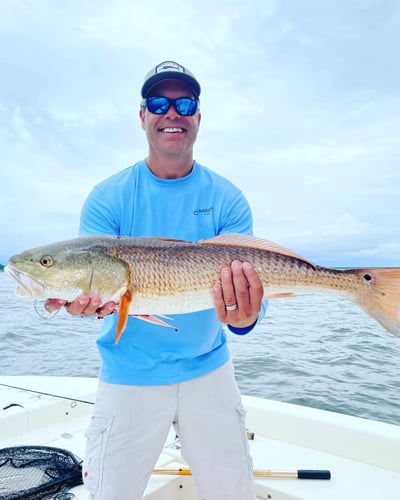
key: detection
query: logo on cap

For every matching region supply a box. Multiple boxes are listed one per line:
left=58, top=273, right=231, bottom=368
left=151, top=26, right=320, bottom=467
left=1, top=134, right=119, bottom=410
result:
left=155, top=61, right=185, bottom=74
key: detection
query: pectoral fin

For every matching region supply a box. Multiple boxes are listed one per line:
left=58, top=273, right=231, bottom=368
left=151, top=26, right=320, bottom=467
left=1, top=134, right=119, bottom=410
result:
left=115, top=289, right=132, bottom=344
left=114, top=293, right=177, bottom=344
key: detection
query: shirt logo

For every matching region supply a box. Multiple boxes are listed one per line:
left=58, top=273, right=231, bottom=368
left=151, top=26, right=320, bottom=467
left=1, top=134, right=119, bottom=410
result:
left=193, top=207, right=213, bottom=216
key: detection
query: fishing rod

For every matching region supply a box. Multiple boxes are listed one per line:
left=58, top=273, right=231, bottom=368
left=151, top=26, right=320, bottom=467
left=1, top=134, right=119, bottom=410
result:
left=153, top=467, right=331, bottom=480
left=0, top=383, right=95, bottom=406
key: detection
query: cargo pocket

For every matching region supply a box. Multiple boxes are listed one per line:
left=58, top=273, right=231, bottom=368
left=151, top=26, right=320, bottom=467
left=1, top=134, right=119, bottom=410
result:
left=236, top=403, right=254, bottom=477
left=82, top=414, right=114, bottom=498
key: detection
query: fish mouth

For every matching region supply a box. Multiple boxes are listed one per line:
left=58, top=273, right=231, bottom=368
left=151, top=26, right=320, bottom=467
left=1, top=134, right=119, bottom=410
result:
left=4, top=264, right=46, bottom=297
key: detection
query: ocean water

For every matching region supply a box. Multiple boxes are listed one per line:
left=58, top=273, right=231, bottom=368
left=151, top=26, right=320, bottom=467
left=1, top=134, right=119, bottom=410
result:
left=0, top=272, right=399, bottom=426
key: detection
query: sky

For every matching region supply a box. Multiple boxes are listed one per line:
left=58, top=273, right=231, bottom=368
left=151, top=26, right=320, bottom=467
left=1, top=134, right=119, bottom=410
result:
left=1, top=0, right=399, bottom=267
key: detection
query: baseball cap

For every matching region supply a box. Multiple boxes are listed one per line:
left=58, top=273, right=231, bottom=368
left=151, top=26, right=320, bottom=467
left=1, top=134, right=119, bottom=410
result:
left=141, top=61, right=201, bottom=98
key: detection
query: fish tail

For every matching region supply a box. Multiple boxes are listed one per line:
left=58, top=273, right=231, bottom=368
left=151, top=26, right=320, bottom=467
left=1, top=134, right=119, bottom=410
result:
left=351, top=268, right=400, bottom=337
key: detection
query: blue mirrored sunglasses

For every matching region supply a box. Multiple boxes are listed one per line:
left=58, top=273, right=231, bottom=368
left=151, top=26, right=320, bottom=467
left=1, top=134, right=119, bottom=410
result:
left=142, top=96, right=198, bottom=116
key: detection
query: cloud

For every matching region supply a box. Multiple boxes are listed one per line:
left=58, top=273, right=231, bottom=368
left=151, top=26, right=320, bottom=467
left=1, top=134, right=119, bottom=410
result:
left=0, top=0, right=399, bottom=268
left=354, top=241, right=400, bottom=260
left=321, top=214, right=371, bottom=237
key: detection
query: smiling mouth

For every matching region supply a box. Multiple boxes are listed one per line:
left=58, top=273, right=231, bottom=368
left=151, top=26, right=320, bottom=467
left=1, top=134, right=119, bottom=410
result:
left=159, top=127, right=185, bottom=133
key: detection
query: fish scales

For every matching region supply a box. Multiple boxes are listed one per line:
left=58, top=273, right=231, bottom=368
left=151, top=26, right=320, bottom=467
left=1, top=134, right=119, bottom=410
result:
left=108, top=240, right=352, bottom=297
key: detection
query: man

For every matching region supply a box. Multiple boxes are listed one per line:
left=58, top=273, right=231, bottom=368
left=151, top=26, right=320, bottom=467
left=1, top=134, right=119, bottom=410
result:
left=46, top=61, right=266, bottom=499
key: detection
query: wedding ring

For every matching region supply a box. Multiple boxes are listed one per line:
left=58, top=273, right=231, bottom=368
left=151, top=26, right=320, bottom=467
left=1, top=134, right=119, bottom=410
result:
left=225, top=303, right=238, bottom=311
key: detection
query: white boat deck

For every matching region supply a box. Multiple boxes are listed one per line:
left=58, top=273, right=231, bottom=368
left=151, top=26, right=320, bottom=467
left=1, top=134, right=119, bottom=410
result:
left=1, top=376, right=399, bottom=500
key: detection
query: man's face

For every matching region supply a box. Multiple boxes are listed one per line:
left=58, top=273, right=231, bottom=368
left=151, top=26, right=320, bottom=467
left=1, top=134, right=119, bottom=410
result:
left=140, top=80, right=201, bottom=159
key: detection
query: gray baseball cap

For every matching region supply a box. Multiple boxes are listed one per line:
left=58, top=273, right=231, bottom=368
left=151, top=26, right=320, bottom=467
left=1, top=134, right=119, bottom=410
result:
left=141, top=61, right=201, bottom=98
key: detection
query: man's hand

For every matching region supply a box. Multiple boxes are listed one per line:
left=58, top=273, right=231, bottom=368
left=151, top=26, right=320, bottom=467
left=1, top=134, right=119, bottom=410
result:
left=45, top=295, right=118, bottom=318
left=212, top=260, right=264, bottom=328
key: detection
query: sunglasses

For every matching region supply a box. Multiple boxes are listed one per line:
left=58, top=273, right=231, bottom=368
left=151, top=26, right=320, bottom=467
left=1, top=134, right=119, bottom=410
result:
left=142, top=96, right=198, bottom=116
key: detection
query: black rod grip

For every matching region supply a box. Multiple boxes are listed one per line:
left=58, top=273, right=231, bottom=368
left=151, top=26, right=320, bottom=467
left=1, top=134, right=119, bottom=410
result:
left=297, top=469, right=331, bottom=480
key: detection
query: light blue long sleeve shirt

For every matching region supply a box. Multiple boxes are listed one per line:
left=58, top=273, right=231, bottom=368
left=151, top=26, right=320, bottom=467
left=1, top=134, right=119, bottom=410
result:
left=80, top=160, right=266, bottom=385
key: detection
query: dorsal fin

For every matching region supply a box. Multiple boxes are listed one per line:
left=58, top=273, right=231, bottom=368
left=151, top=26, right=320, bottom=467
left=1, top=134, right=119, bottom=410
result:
left=141, top=237, right=189, bottom=243
left=199, top=233, right=314, bottom=265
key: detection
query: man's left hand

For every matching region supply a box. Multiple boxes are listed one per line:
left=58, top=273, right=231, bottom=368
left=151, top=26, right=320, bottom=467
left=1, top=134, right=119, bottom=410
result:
left=212, top=260, right=264, bottom=328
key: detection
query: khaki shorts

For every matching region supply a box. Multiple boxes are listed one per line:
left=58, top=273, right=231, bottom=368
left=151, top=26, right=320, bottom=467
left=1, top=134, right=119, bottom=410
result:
left=83, top=360, right=255, bottom=500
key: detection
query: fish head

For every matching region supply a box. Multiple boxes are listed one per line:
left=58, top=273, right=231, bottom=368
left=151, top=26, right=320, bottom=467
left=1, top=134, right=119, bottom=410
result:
left=5, top=236, right=130, bottom=302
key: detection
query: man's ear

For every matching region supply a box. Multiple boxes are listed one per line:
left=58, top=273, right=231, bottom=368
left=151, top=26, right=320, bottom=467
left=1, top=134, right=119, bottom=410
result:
left=139, top=108, right=146, bottom=130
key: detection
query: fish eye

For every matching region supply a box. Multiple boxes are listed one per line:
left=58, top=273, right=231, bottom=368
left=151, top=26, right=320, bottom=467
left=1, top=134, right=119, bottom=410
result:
left=40, top=255, right=54, bottom=267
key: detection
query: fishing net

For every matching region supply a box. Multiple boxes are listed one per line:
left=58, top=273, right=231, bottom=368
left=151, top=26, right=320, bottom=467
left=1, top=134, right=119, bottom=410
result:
left=0, top=446, right=83, bottom=499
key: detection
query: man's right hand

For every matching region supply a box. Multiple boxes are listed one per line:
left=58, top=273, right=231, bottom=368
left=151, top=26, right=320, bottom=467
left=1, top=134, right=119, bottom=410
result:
left=45, top=295, right=118, bottom=318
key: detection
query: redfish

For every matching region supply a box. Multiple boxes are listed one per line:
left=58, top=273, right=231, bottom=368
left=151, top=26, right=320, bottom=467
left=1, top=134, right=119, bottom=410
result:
left=5, top=234, right=400, bottom=343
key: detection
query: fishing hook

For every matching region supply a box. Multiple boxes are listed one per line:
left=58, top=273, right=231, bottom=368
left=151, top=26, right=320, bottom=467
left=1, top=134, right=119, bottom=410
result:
left=33, top=300, right=61, bottom=321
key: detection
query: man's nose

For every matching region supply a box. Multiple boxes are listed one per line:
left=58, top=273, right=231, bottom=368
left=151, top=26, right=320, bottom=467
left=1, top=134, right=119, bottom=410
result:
left=164, top=104, right=179, bottom=119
